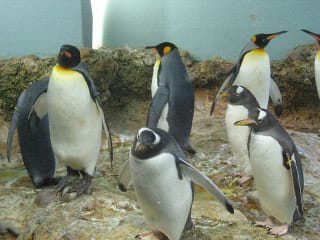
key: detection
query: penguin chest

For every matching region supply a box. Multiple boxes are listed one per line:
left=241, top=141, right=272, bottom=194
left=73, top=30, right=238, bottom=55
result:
left=151, top=60, right=169, bottom=131
left=151, top=59, right=161, bottom=97
left=249, top=134, right=296, bottom=223
left=130, top=153, right=192, bottom=240
left=47, top=68, right=102, bottom=173
left=225, top=105, right=250, bottom=172
left=235, top=50, right=271, bottom=108
left=314, top=51, right=320, bottom=99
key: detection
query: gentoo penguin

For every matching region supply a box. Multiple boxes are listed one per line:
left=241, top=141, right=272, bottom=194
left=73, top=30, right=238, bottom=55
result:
left=301, top=29, right=320, bottom=99
left=47, top=44, right=113, bottom=198
left=234, top=108, right=304, bottom=236
left=224, top=85, right=260, bottom=185
left=6, top=78, right=57, bottom=188
left=210, top=31, right=287, bottom=116
left=119, top=127, right=234, bottom=240
left=145, top=42, right=195, bottom=154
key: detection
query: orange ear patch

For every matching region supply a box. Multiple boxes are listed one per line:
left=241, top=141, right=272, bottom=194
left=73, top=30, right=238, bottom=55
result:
left=163, top=46, right=172, bottom=55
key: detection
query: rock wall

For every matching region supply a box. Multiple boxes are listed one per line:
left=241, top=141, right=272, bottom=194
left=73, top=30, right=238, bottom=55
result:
left=0, top=44, right=319, bottom=122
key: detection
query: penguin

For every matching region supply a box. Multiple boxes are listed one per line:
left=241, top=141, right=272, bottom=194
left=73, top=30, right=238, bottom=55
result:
left=47, top=44, right=113, bottom=198
left=223, top=85, right=260, bottom=185
left=301, top=29, right=320, bottom=100
left=269, top=74, right=283, bottom=116
left=145, top=42, right=195, bottom=154
left=119, top=127, right=234, bottom=240
left=6, top=78, right=58, bottom=188
left=210, top=31, right=287, bottom=116
left=234, top=108, right=304, bottom=236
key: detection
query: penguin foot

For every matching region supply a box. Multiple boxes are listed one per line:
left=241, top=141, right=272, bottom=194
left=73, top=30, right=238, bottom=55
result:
left=238, top=175, right=253, bottom=185
left=234, top=173, right=253, bottom=185
left=135, top=231, right=168, bottom=240
left=254, top=216, right=275, bottom=229
left=66, top=175, right=92, bottom=195
left=56, top=175, right=79, bottom=192
left=267, top=224, right=289, bottom=236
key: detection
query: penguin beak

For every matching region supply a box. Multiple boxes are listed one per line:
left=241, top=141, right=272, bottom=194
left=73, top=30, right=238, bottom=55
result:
left=266, top=31, right=288, bottom=40
left=233, top=119, right=257, bottom=127
left=145, top=46, right=157, bottom=51
left=219, top=90, right=230, bottom=100
left=134, top=142, right=147, bottom=153
left=301, top=29, right=320, bottom=41
left=62, top=50, right=72, bottom=59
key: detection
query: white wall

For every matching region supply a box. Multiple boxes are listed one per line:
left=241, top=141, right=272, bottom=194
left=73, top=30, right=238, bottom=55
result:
left=0, top=0, right=319, bottom=60
left=102, top=0, right=320, bottom=60
left=0, top=0, right=91, bottom=58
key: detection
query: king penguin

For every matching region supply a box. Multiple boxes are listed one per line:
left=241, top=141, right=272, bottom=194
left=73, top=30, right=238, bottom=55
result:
left=145, top=42, right=195, bottom=154
left=6, top=78, right=57, bottom=188
left=301, top=29, right=320, bottom=100
left=224, top=85, right=260, bottom=185
left=119, top=127, right=234, bottom=240
left=210, top=31, right=287, bottom=116
left=47, top=44, right=113, bottom=198
left=234, top=108, right=304, bottom=236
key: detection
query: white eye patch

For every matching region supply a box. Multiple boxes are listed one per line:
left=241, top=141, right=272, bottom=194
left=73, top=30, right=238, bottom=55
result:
left=137, top=127, right=161, bottom=144
left=257, top=108, right=267, bottom=121
left=236, top=86, right=244, bottom=94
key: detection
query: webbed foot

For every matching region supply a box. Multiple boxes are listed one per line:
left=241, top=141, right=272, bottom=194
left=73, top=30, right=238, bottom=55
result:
left=135, top=231, right=168, bottom=240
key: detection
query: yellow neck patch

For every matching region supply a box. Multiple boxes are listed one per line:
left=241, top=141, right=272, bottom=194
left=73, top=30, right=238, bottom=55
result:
left=54, top=65, right=73, bottom=73
left=249, top=48, right=267, bottom=56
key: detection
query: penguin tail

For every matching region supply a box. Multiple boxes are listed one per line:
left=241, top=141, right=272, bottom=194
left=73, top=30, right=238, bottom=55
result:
left=182, top=143, right=196, bottom=155
left=225, top=200, right=234, bottom=214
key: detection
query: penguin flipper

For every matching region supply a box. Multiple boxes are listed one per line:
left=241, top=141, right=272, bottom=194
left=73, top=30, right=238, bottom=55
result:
left=269, top=75, right=283, bottom=117
left=147, top=85, right=169, bottom=127
left=210, top=68, right=234, bottom=115
left=118, top=160, right=131, bottom=192
left=176, top=156, right=234, bottom=214
left=287, top=153, right=304, bottom=218
left=73, top=62, right=100, bottom=99
left=95, top=100, right=114, bottom=167
left=6, top=91, right=27, bottom=162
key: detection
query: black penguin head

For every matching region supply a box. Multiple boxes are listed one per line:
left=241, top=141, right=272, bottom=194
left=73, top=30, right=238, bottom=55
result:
left=145, top=42, right=177, bottom=57
left=301, top=29, right=320, bottom=45
left=226, top=85, right=259, bottom=108
left=251, top=31, right=287, bottom=48
left=132, top=127, right=164, bottom=159
left=57, top=44, right=81, bottom=68
left=234, top=108, right=275, bottom=132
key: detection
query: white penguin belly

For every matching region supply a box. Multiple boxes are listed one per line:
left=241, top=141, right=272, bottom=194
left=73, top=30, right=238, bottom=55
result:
left=234, top=50, right=270, bottom=108
left=315, top=51, right=320, bottom=99
left=47, top=69, right=102, bottom=175
left=225, top=105, right=251, bottom=174
left=249, top=134, right=296, bottom=224
left=130, top=153, right=192, bottom=240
